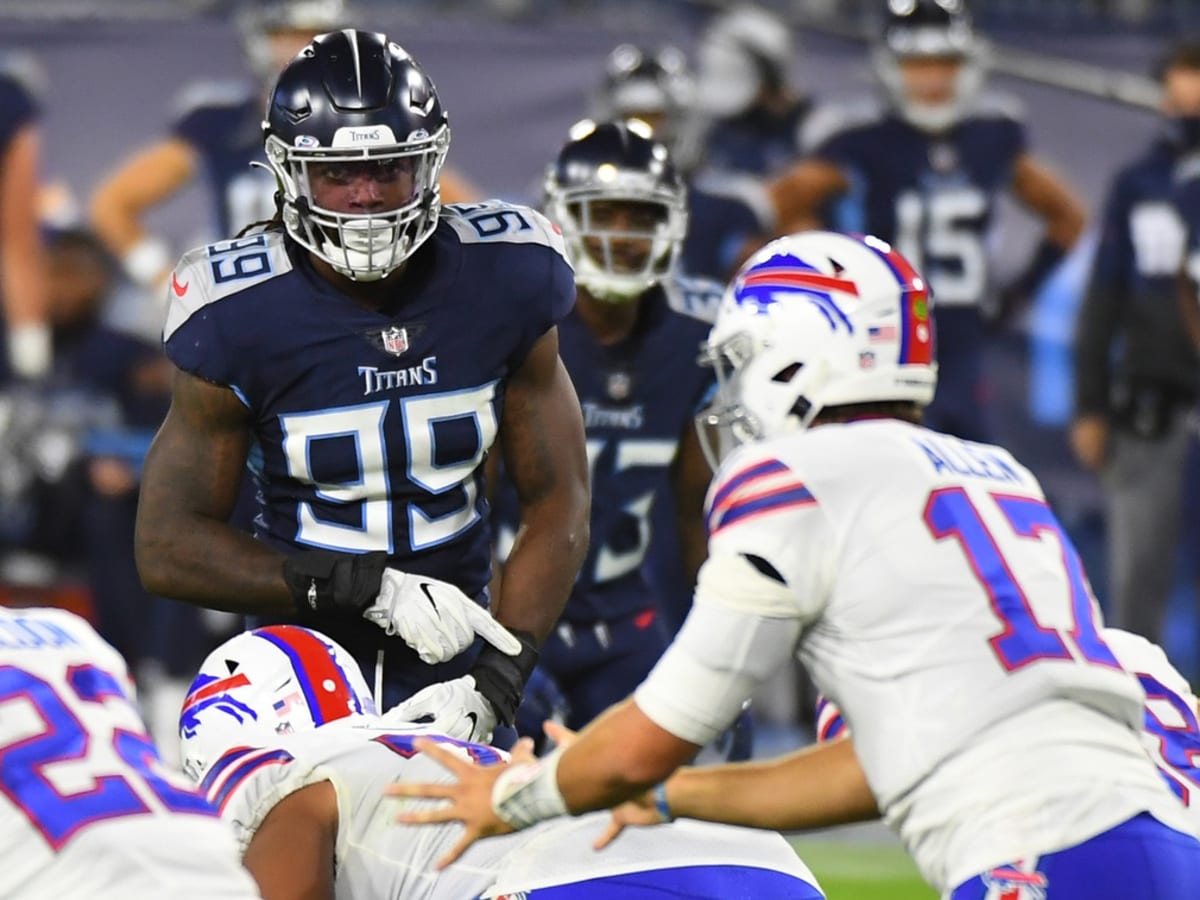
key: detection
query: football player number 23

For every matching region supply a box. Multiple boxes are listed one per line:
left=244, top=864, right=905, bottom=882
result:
left=0, top=665, right=214, bottom=849
left=280, top=383, right=499, bottom=553
left=924, top=488, right=1120, bottom=672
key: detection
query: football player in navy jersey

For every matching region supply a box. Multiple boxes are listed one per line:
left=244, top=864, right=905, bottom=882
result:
left=89, top=0, right=479, bottom=316
left=491, top=120, right=717, bottom=735
left=134, top=30, right=590, bottom=745
left=691, top=5, right=811, bottom=180
left=768, top=0, right=1085, bottom=441
left=591, top=44, right=768, bottom=303
left=1073, top=40, right=1200, bottom=647
left=0, top=52, right=51, bottom=381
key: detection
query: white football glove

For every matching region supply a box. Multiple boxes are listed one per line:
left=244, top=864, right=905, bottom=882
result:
left=383, top=674, right=497, bottom=743
left=363, top=570, right=521, bottom=665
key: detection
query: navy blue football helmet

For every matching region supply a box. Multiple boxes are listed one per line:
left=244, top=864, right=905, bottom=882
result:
left=873, top=0, right=987, bottom=132
left=263, top=30, right=450, bottom=281
left=593, top=44, right=692, bottom=146
left=544, top=120, right=687, bottom=301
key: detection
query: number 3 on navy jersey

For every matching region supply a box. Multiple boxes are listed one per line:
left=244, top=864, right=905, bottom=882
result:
left=280, top=382, right=498, bottom=553
left=925, top=488, right=1120, bottom=672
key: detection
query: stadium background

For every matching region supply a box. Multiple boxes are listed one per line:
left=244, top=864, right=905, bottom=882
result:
left=1, top=1, right=1198, bottom=895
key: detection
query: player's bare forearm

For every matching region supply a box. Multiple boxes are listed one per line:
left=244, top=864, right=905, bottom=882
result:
left=0, top=126, right=48, bottom=327
left=90, top=137, right=196, bottom=254
left=135, top=368, right=294, bottom=613
left=556, top=699, right=699, bottom=813
left=1178, top=268, right=1200, bottom=350
left=768, top=159, right=848, bottom=236
left=495, top=331, right=590, bottom=639
left=1011, top=153, right=1086, bottom=249
left=664, top=735, right=879, bottom=831
left=671, top=424, right=712, bottom=588
left=243, top=781, right=338, bottom=900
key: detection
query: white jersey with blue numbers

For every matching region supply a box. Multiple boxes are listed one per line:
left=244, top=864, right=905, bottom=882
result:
left=202, top=718, right=823, bottom=899
left=0, top=608, right=260, bottom=900
left=1103, top=628, right=1200, bottom=830
left=636, top=419, right=1196, bottom=892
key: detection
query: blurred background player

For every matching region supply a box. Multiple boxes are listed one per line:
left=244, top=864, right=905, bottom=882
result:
left=690, top=4, right=811, bottom=180
left=88, top=0, right=483, bottom=336
left=0, top=227, right=193, bottom=753
left=0, top=52, right=50, bottom=382
left=768, top=0, right=1085, bottom=441
left=0, top=605, right=261, bottom=899
left=177, top=624, right=826, bottom=899
left=134, top=30, right=589, bottom=743
left=89, top=1, right=348, bottom=326
left=392, top=231, right=1200, bottom=899
left=1071, top=39, right=1200, bottom=647
left=491, top=120, right=717, bottom=740
left=590, top=42, right=770, bottom=284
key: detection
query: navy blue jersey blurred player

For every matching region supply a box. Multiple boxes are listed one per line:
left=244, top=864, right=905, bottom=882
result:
left=690, top=5, right=811, bottom=179
left=134, top=31, right=590, bottom=744
left=592, top=43, right=770, bottom=285
left=1073, top=41, right=1200, bottom=647
left=492, top=121, right=716, bottom=733
left=89, top=1, right=346, bottom=304
left=0, top=52, right=51, bottom=381
left=89, top=1, right=480, bottom=318
left=768, top=0, right=1084, bottom=441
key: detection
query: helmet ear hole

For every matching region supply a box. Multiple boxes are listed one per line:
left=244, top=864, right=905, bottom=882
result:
left=771, top=362, right=803, bottom=383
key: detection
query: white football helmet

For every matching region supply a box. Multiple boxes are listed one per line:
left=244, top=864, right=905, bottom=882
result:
left=179, top=625, right=376, bottom=782
left=697, top=231, right=937, bottom=468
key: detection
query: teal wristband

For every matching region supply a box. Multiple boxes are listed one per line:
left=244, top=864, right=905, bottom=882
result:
left=653, top=782, right=673, bottom=823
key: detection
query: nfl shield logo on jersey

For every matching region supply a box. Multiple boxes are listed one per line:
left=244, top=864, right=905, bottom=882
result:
left=381, top=326, right=409, bottom=356
left=981, top=865, right=1048, bottom=900
left=607, top=370, right=632, bottom=401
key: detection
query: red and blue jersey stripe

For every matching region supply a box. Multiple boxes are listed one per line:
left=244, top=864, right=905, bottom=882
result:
left=815, top=694, right=847, bottom=742
left=707, top=458, right=817, bottom=537
left=201, top=746, right=294, bottom=814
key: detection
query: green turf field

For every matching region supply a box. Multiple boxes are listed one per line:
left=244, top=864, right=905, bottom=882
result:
left=788, top=838, right=937, bottom=899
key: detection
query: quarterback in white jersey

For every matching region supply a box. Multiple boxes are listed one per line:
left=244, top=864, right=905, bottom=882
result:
left=0, top=606, right=260, bottom=899
left=180, top=624, right=825, bottom=899
left=1103, top=628, right=1200, bottom=829
left=390, top=231, right=1200, bottom=900
left=814, top=627, right=1200, bottom=835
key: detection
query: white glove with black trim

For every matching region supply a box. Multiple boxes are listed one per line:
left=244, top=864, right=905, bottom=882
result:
left=363, top=570, right=521, bottom=665
left=383, top=674, right=497, bottom=743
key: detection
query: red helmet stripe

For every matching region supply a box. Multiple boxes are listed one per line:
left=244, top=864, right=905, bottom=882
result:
left=741, top=268, right=861, bottom=296
left=255, top=625, right=358, bottom=725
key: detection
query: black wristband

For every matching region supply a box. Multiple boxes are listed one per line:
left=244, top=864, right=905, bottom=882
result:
left=281, top=550, right=388, bottom=615
left=470, top=629, right=539, bottom=726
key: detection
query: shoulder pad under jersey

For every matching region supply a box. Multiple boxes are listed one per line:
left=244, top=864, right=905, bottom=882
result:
left=163, top=231, right=293, bottom=342
left=441, top=200, right=571, bottom=264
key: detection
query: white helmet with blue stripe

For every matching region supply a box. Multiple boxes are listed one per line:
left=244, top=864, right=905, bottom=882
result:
left=179, top=624, right=376, bottom=782
left=696, top=231, right=938, bottom=469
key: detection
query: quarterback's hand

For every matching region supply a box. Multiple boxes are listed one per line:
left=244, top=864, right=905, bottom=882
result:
left=388, top=737, right=514, bottom=868
left=594, top=789, right=667, bottom=850
left=363, top=570, right=521, bottom=665
left=383, top=675, right=498, bottom=743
